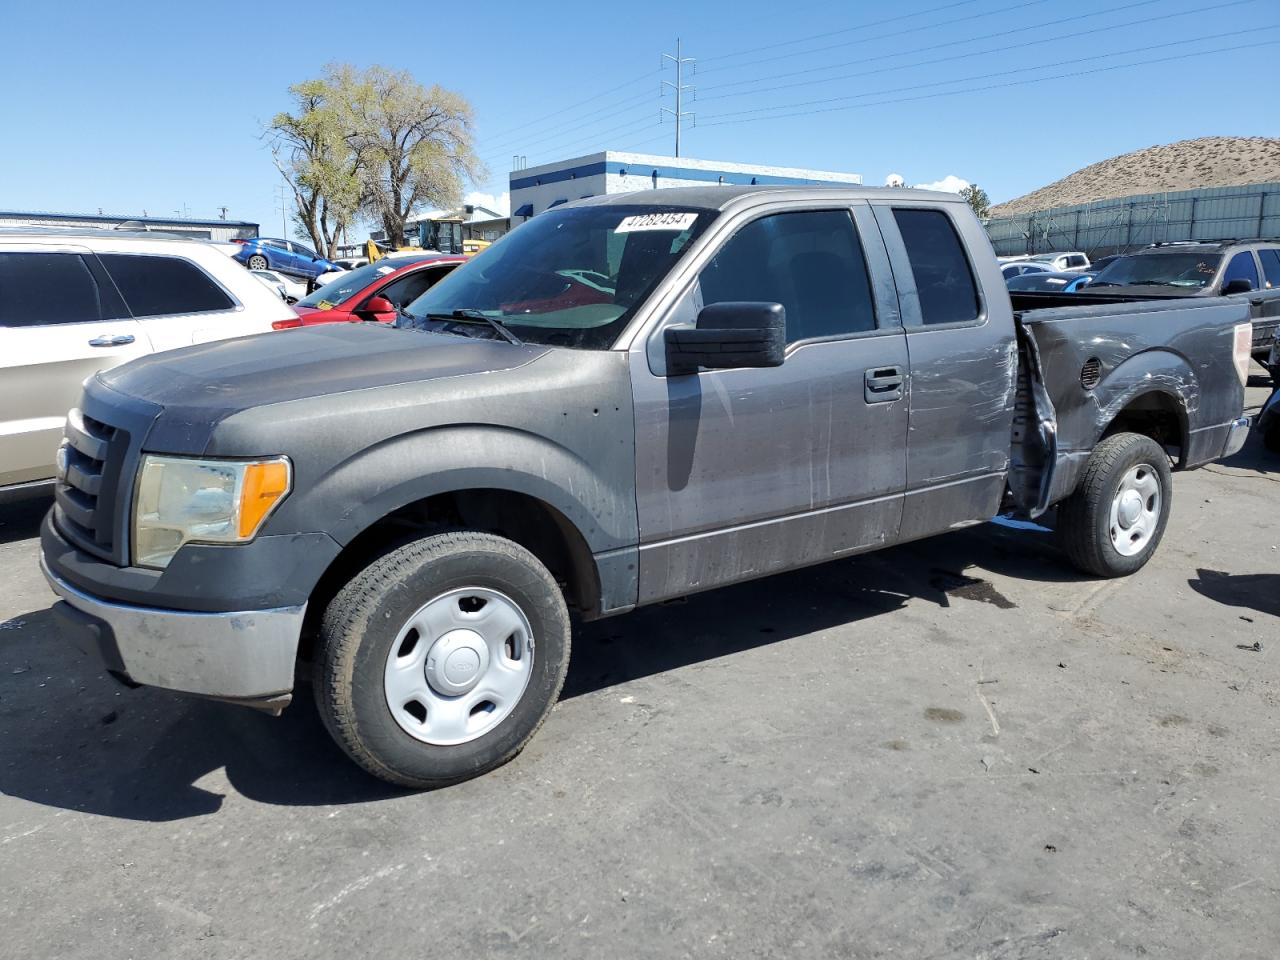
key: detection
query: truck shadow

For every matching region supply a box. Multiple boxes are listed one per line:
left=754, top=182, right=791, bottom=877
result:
left=0, top=520, right=1075, bottom=822
left=1186, top=568, right=1280, bottom=621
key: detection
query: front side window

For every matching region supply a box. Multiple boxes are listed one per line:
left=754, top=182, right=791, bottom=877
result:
left=401, top=204, right=713, bottom=349
left=0, top=252, right=106, bottom=327
left=697, top=210, right=876, bottom=343
left=892, top=208, right=981, bottom=326
left=1259, top=248, right=1280, bottom=289
left=99, top=254, right=234, bottom=317
left=1222, top=251, right=1260, bottom=291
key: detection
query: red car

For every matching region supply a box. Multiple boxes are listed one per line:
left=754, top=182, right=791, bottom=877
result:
left=273, top=255, right=467, bottom=329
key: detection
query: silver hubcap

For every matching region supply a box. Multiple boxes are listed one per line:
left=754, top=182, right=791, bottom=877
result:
left=1108, top=463, right=1161, bottom=556
left=249, top=255, right=268, bottom=269
left=383, top=587, right=534, bottom=745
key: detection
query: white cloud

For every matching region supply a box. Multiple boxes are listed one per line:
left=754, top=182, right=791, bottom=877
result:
left=465, top=190, right=510, bottom=217
left=912, top=175, right=970, bottom=193
left=884, top=173, right=905, bottom=188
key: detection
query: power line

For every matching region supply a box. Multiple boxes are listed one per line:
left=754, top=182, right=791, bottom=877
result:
left=695, top=0, right=1254, bottom=101
left=698, top=0, right=986, bottom=65
left=477, top=68, right=659, bottom=147
left=696, top=35, right=1280, bottom=128
left=700, top=24, right=1273, bottom=122
left=479, top=93, right=657, bottom=164
left=512, top=115, right=662, bottom=170
left=697, top=0, right=1057, bottom=75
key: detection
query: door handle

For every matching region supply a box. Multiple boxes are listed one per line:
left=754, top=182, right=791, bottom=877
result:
left=88, top=334, right=135, bottom=347
left=864, top=366, right=904, bottom=403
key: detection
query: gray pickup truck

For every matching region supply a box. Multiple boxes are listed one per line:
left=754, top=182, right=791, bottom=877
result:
left=40, top=187, right=1251, bottom=787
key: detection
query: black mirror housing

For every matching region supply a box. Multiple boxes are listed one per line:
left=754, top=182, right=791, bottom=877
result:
left=665, top=302, right=786, bottom=375
left=1222, top=277, right=1254, bottom=295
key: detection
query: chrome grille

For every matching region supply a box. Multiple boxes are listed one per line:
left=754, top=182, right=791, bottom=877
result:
left=54, top=408, right=119, bottom=559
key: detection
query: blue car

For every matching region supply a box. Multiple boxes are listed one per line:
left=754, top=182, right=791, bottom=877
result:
left=232, top=237, right=341, bottom=281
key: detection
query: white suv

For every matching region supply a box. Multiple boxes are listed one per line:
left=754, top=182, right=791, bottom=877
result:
left=0, top=230, right=297, bottom=494
left=1028, top=251, right=1092, bottom=272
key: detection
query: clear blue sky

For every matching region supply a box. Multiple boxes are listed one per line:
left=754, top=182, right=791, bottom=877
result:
left=2, top=0, right=1276, bottom=234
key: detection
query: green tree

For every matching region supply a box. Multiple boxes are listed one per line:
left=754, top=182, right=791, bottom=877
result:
left=960, top=183, right=991, bottom=220
left=335, top=64, right=483, bottom=245
left=268, top=77, right=361, bottom=257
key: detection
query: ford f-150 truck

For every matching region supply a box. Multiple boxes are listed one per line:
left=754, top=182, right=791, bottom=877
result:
left=40, top=187, right=1252, bottom=787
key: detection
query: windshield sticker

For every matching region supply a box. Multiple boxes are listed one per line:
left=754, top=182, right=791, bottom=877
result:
left=376, top=265, right=395, bottom=275
left=316, top=300, right=335, bottom=311
left=615, top=212, right=698, bottom=233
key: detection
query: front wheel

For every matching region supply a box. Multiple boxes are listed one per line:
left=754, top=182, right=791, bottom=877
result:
left=316, top=531, right=571, bottom=788
left=1057, top=432, right=1173, bottom=578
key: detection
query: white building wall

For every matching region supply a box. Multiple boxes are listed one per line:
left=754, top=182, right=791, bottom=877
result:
left=509, top=151, right=862, bottom=223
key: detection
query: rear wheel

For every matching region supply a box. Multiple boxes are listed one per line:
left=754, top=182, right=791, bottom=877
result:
left=247, top=253, right=269, bottom=271
left=1264, top=414, right=1280, bottom=453
left=1057, top=432, right=1172, bottom=578
left=315, top=531, right=571, bottom=788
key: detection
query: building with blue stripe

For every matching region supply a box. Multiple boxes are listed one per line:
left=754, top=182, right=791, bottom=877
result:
left=508, top=151, right=862, bottom=221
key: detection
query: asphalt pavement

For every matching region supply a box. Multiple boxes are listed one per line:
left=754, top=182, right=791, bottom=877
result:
left=1, top=379, right=1277, bottom=959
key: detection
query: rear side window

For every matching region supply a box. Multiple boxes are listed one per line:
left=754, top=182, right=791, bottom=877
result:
left=99, top=254, right=234, bottom=317
left=1066, top=255, right=1087, bottom=268
left=698, top=210, right=877, bottom=344
left=892, top=209, right=981, bottom=326
left=1222, top=251, right=1260, bottom=291
left=0, top=252, right=107, bottom=327
left=1258, top=249, right=1280, bottom=289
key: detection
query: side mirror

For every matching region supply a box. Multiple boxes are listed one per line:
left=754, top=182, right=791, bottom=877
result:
left=664, top=301, right=786, bottom=375
left=361, top=295, right=396, bottom=317
left=1223, top=278, right=1254, bottom=295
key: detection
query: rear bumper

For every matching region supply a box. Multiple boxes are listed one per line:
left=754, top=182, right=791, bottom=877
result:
left=1222, top=416, right=1250, bottom=458
left=41, top=556, right=304, bottom=705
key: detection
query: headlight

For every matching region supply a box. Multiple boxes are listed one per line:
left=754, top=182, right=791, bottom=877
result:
left=133, top=456, right=291, bottom=569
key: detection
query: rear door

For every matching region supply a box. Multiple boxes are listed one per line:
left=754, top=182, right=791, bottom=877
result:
left=0, top=246, right=149, bottom=487
left=870, top=201, right=1017, bottom=542
left=97, top=253, right=246, bottom=350
left=630, top=202, right=910, bottom=602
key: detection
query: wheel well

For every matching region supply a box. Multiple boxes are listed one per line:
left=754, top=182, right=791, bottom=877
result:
left=1101, top=392, right=1188, bottom=466
left=299, top=490, right=600, bottom=662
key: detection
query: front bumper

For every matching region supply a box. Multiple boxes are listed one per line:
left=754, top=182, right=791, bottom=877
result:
left=41, top=556, right=305, bottom=706
left=1222, top=416, right=1251, bottom=458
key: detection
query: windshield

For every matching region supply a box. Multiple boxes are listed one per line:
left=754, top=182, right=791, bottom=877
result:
left=1092, top=252, right=1222, bottom=289
left=399, top=204, right=712, bottom=349
left=297, top=259, right=425, bottom=308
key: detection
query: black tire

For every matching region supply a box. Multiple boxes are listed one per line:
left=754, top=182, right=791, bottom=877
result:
left=1264, top=415, right=1280, bottom=454
left=316, top=531, right=571, bottom=788
left=246, top=254, right=269, bottom=271
left=1057, top=432, right=1173, bottom=578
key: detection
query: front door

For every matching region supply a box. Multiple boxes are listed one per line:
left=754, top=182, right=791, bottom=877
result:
left=0, top=246, right=150, bottom=487
left=630, top=204, right=910, bottom=603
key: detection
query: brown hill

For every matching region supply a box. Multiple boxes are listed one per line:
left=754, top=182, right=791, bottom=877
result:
left=990, top=137, right=1280, bottom=217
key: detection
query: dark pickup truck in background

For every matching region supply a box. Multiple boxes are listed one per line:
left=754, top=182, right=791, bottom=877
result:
left=40, top=187, right=1252, bottom=787
left=1079, top=238, right=1280, bottom=375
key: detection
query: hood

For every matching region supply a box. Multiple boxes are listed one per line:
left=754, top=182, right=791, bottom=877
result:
left=96, top=323, right=549, bottom=453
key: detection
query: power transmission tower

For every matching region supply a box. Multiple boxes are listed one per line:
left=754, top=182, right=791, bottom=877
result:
left=661, top=38, right=695, bottom=157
